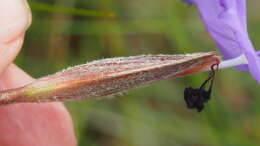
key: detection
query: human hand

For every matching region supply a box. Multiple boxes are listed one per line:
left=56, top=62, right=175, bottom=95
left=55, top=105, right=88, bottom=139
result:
left=0, top=1, right=76, bottom=145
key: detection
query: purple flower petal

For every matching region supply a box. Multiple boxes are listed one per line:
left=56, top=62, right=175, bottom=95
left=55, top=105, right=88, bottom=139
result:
left=183, top=0, right=260, bottom=84
left=244, top=49, right=260, bottom=83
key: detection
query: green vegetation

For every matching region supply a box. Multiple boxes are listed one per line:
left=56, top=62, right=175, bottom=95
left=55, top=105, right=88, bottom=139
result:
left=18, top=0, right=260, bottom=145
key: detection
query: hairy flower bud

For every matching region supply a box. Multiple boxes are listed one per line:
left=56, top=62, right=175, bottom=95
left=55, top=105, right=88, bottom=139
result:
left=0, top=52, right=220, bottom=105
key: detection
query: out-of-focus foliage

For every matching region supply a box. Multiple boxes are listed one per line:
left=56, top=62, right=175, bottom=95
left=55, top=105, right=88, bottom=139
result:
left=18, top=0, right=260, bottom=145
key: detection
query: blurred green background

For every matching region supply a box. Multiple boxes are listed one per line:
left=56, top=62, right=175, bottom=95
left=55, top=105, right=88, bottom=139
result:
left=18, top=0, right=260, bottom=145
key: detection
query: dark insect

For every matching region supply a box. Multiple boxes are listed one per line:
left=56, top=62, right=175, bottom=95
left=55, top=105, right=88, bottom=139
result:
left=184, top=64, right=219, bottom=112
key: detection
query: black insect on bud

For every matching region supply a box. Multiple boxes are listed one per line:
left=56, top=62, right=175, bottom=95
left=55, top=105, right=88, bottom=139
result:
left=184, top=63, right=218, bottom=112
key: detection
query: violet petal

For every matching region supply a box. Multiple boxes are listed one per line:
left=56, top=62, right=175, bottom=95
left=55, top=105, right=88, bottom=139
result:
left=183, top=0, right=260, bottom=84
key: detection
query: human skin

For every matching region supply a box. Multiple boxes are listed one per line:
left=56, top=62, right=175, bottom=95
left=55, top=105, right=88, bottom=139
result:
left=0, top=0, right=76, bottom=145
